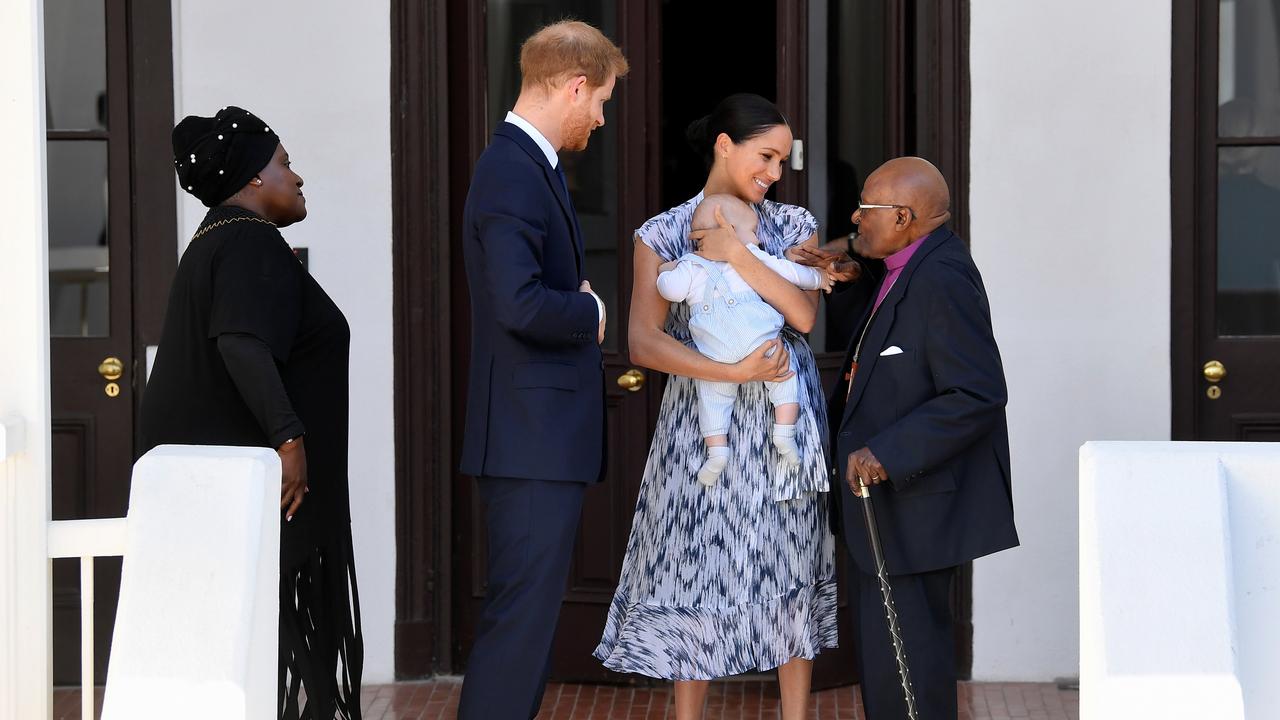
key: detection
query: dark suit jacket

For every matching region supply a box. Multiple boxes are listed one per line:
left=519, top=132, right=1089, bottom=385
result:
left=459, top=122, right=605, bottom=484
left=829, top=228, right=1018, bottom=575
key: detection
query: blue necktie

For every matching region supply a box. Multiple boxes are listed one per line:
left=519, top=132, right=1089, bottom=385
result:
left=554, top=162, right=569, bottom=195
left=554, top=162, right=584, bottom=273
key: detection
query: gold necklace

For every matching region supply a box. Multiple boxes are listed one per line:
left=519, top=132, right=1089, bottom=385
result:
left=191, top=215, right=276, bottom=241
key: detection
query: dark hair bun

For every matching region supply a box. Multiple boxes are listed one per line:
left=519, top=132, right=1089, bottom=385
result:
left=685, top=115, right=713, bottom=155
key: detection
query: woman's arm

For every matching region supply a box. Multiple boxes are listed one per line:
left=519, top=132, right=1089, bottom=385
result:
left=690, top=209, right=820, bottom=332
left=628, top=239, right=794, bottom=384
left=215, top=332, right=308, bottom=519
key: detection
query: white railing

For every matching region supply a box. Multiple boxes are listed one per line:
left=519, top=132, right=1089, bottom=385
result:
left=26, top=445, right=280, bottom=720
left=99, top=446, right=280, bottom=720
left=47, top=518, right=128, bottom=720
left=1081, top=441, right=1280, bottom=719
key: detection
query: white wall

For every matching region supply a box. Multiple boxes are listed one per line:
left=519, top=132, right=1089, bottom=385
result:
left=171, top=1, right=396, bottom=681
left=0, top=0, right=54, bottom=714
left=969, top=1, right=1172, bottom=680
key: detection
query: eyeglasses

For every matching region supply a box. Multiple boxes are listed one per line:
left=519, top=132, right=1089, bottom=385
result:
left=857, top=203, right=917, bottom=219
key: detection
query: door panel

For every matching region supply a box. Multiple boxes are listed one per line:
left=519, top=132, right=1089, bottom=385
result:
left=1181, top=0, right=1280, bottom=441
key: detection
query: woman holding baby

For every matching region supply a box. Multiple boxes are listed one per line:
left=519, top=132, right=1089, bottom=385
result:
left=594, top=93, right=848, bottom=719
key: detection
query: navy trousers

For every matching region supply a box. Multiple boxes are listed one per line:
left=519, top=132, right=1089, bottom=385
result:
left=458, top=477, right=585, bottom=720
left=850, top=565, right=958, bottom=720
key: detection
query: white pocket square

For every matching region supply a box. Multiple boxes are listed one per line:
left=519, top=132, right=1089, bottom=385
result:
left=879, top=345, right=904, bottom=357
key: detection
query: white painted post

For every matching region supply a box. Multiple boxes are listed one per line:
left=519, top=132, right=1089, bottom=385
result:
left=0, top=0, right=53, bottom=718
left=1078, top=442, right=1280, bottom=718
left=101, top=446, right=281, bottom=720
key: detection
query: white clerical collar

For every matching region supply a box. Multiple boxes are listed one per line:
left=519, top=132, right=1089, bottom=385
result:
left=504, top=111, right=560, bottom=169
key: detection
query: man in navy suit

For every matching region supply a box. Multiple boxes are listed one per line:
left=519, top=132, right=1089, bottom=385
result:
left=457, top=20, right=628, bottom=720
left=828, top=157, right=1019, bottom=719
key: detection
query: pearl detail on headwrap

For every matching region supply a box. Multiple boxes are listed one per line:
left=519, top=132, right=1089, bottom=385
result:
left=172, top=106, right=280, bottom=207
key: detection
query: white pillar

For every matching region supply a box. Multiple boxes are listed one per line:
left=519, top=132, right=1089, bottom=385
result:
left=0, top=0, right=53, bottom=718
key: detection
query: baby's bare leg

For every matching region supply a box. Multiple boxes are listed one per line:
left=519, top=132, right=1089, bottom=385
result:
left=774, top=402, right=799, bottom=426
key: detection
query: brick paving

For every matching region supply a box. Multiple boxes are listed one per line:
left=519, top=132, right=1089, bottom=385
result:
left=54, top=679, right=1078, bottom=719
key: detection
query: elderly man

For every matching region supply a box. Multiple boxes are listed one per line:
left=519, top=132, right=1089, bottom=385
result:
left=827, top=157, right=1019, bottom=719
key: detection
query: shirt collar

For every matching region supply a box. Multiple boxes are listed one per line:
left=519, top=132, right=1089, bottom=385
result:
left=884, top=232, right=931, bottom=271
left=505, top=111, right=559, bottom=169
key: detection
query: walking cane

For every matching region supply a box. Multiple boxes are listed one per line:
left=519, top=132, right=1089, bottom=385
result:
left=858, top=479, right=919, bottom=720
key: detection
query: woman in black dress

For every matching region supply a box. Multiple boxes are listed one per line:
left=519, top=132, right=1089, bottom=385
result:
left=140, top=106, right=362, bottom=720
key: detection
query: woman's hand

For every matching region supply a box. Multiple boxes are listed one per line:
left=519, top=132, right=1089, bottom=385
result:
left=278, top=435, right=308, bottom=521
left=731, top=339, right=794, bottom=383
left=689, top=207, right=746, bottom=262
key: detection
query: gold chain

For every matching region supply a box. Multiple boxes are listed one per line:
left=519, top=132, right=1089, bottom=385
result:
left=191, top=215, right=276, bottom=242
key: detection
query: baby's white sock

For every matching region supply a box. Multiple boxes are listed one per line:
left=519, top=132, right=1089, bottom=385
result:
left=773, top=423, right=800, bottom=466
left=697, top=445, right=732, bottom=487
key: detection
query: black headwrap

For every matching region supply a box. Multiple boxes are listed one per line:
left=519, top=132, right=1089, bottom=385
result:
left=172, top=106, right=280, bottom=208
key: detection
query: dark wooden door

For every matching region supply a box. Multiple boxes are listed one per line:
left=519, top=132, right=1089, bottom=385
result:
left=1174, top=0, right=1280, bottom=441
left=43, top=0, right=177, bottom=686
left=45, top=0, right=133, bottom=685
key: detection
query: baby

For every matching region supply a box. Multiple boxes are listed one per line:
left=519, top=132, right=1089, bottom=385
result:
left=657, top=194, right=834, bottom=486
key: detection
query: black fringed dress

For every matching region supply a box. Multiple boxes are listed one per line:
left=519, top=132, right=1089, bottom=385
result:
left=140, top=205, right=363, bottom=719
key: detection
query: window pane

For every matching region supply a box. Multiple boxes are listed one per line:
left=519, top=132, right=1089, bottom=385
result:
left=486, top=2, right=622, bottom=351
left=1218, top=0, right=1280, bottom=137
left=48, top=141, right=110, bottom=337
left=43, top=0, right=107, bottom=131
left=1217, top=146, right=1280, bottom=335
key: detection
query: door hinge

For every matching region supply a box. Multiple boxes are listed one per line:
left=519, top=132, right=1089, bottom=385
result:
left=790, top=139, right=805, bottom=172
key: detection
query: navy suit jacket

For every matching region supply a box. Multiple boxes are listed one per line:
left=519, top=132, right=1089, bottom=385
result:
left=828, top=228, right=1018, bottom=575
left=459, top=122, right=605, bottom=484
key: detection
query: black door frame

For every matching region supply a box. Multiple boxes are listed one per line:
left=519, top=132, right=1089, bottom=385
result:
left=390, top=0, right=455, bottom=678
left=1171, top=0, right=1203, bottom=440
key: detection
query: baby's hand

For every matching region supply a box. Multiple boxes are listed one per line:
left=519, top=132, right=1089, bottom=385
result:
left=819, top=266, right=837, bottom=293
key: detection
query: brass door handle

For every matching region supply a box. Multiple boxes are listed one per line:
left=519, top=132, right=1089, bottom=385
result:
left=98, top=357, right=124, bottom=381
left=617, top=368, right=645, bottom=392
left=1203, top=360, right=1226, bottom=383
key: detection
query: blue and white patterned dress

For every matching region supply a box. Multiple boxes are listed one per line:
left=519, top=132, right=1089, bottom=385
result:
left=593, top=193, right=838, bottom=680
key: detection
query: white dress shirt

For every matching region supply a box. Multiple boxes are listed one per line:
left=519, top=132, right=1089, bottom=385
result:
left=504, top=110, right=605, bottom=326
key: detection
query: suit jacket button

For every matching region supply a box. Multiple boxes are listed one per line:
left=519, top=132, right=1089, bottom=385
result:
left=840, top=431, right=850, bottom=438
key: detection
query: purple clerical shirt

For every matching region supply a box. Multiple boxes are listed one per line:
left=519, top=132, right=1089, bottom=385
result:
left=872, top=232, right=930, bottom=313
left=845, top=233, right=933, bottom=398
